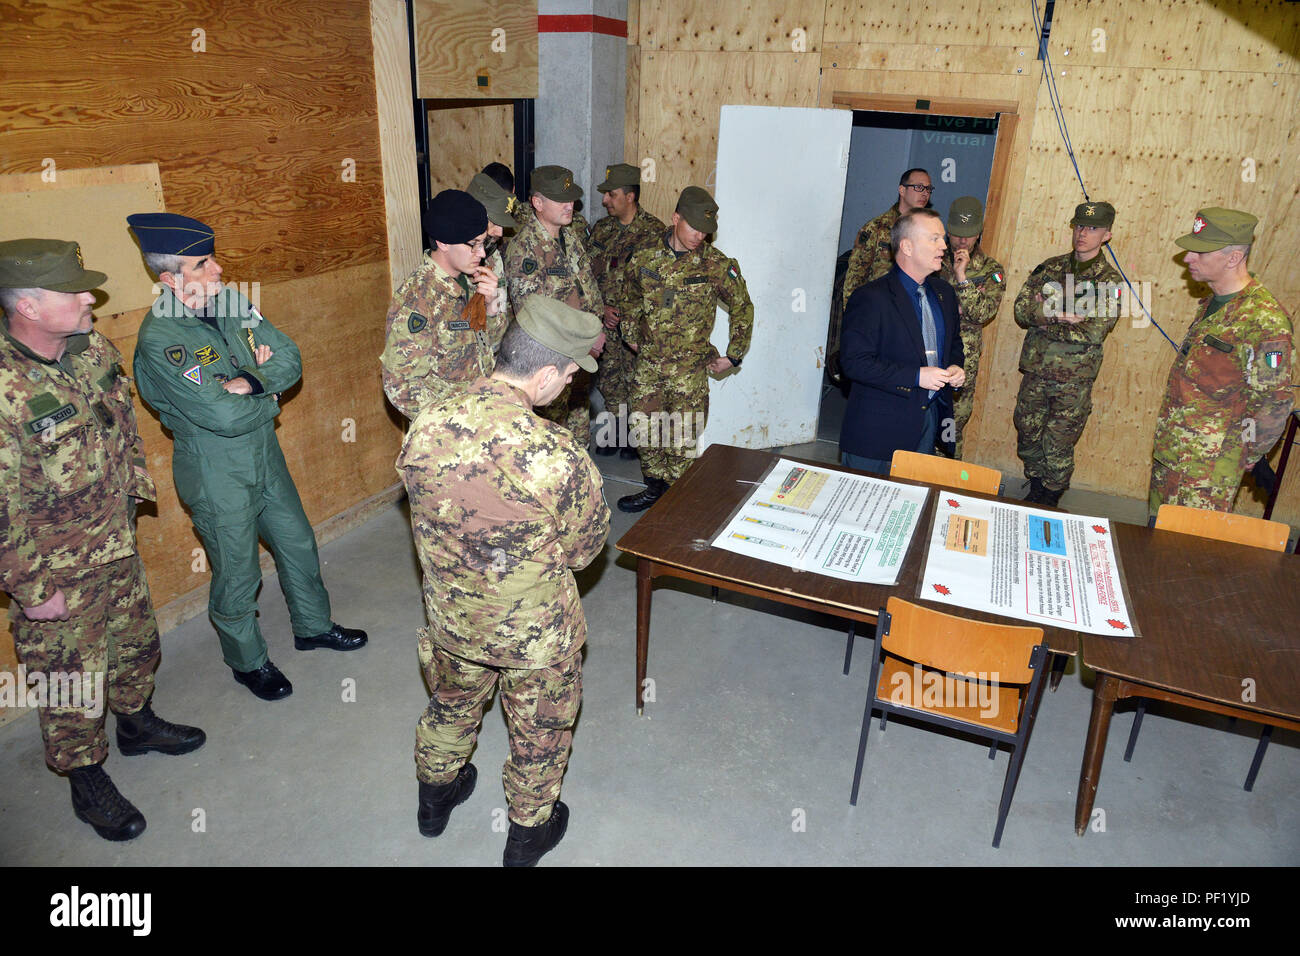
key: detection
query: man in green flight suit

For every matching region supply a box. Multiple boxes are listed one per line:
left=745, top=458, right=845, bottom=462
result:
left=1013, top=201, right=1124, bottom=506
left=128, top=213, right=366, bottom=701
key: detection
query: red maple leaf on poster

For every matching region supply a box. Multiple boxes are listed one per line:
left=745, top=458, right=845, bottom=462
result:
left=1092, top=525, right=1108, bottom=535
left=1106, top=619, right=1129, bottom=630
left=946, top=498, right=960, bottom=508
left=933, top=583, right=951, bottom=596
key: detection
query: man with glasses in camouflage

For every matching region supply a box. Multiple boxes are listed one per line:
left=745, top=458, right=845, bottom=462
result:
left=843, top=168, right=934, bottom=304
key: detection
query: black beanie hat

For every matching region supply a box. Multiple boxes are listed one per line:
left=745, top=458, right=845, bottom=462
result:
left=423, top=189, right=488, bottom=245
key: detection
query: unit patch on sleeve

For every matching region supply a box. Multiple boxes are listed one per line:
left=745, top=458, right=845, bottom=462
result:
left=408, top=313, right=429, bottom=334
left=522, top=259, right=538, bottom=275
left=182, top=365, right=203, bottom=386
left=194, top=345, right=221, bottom=366
left=164, top=345, right=187, bottom=367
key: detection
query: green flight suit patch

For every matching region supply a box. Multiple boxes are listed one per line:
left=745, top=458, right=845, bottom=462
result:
left=165, top=345, right=187, bottom=367
left=408, top=313, right=428, bottom=334
left=195, top=345, right=221, bottom=366
left=182, top=365, right=203, bottom=386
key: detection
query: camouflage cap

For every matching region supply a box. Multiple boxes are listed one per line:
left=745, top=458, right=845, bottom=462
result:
left=676, top=186, right=718, bottom=233
left=530, top=165, right=583, bottom=202
left=1071, top=201, right=1115, bottom=229
left=0, top=238, right=107, bottom=292
left=467, top=172, right=518, bottom=229
left=597, top=163, right=641, bottom=192
left=946, top=196, right=984, bottom=237
left=515, top=295, right=602, bottom=373
left=1175, top=207, right=1258, bottom=252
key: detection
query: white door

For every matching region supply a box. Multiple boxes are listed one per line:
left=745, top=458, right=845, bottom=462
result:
left=701, top=104, right=853, bottom=453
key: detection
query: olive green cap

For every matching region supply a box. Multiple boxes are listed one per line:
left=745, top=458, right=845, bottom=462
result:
left=530, top=165, right=583, bottom=202
left=946, top=196, right=984, bottom=237
left=1071, top=201, right=1115, bottom=229
left=0, top=238, right=106, bottom=293
left=515, top=295, right=602, bottom=374
left=1175, top=207, right=1257, bottom=252
left=676, top=186, right=718, bottom=233
left=468, top=172, right=518, bottom=229
left=597, top=163, right=641, bottom=192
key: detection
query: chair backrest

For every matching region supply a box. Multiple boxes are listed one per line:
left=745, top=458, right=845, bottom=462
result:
left=890, top=450, right=1001, bottom=495
left=1154, top=504, right=1289, bottom=553
left=881, top=597, right=1043, bottom=684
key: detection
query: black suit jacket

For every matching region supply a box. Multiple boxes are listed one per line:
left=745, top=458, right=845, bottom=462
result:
left=838, top=269, right=964, bottom=461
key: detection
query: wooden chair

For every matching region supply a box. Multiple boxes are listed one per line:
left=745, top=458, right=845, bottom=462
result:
left=841, top=453, right=1003, bottom=675
left=850, top=598, right=1048, bottom=848
left=1124, top=504, right=1291, bottom=790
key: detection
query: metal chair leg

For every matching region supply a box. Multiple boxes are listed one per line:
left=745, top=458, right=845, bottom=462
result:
left=992, top=741, right=1030, bottom=849
left=842, top=622, right=856, bottom=675
left=1244, top=725, right=1273, bottom=792
left=988, top=740, right=998, bottom=760
left=1123, top=699, right=1147, bottom=761
left=850, top=698, right=875, bottom=805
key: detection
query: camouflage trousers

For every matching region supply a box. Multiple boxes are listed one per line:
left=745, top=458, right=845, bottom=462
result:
left=953, top=336, right=983, bottom=457
left=1148, top=456, right=1243, bottom=514
left=415, top=628, right=582, bottom=827
left=1014, top=373, right=1095, bottom=491
left=10, top=553, right=160, bottom=772
left=596, top=329, right=638, bottom=414
left=538, top=368, right=592, bottom=445
left=631, top=360, right=709, bottom=484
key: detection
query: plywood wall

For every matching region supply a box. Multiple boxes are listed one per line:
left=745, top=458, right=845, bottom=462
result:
left=414, top=0, right=539, bottom=98
left=425, top=101, right=515, bottom=200
left=630, top=0, right=1300, bottom=524
left=0, top=0, right=406, bottom=676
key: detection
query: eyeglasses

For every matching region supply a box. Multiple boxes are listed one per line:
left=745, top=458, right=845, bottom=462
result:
left=904, top=184, right=935, bottom=194
left=462, top=238, right=487, bottom=253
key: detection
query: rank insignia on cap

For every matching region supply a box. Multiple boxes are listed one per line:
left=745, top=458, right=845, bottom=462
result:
left=522, top=259, right=537, bottom=275
left=1193, top=215, right=1206, bottom=234
left=408, top=313, right=428, bottom=334
left=182, top=365, right=203, bottom=386
left=1266, top=351, right=1283, bottom=369
left=164, top=345, right=187, bottom=367
left=959, top=213, right=972, bottom=223
left=1084, top=204, right=1096, bottom=216
left=993, top=272, right=1003, bottom=283
left=605, top=166, right=612, bottom=178
left=194, top=345, right=221, bottom=366
left=563, top=177, right=572, bottom=189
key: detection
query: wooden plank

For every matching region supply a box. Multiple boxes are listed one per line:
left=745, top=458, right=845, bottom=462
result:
left=0, top=163, right=165, bottom=315
left=639, top=0, right=824, bottom=53
left=625, top=43, right=641, bottom=164
left=413, top=0, right=538, bottom=98
left=830, top=92, right=1019, bottom=118
left=982, top=112, right=1019, bottom=257
left=371, top=0, right=423, bottom=292
left=425, top=101, right=515, bottom=201
left=823, top=0, right=1041, bottom=48
left=1045, top=0, right=1300, bottom=74
left=627, top=0, right=640, bottom=46
left=821, top=41, right=1037, bottom=75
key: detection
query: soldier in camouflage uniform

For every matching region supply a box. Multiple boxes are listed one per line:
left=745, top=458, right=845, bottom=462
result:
left=467, top=171, right=520, bottom=309
left=938, top=196, right=1006, bottom=457
left=503, top=165, right=605, bottom=444
left=0, top=239, right=205, bottom=842
left=1150, top=208, right=1294, bottom=513
left=842, top=168, right=935, bottom=307
left=399, top=296, right=609, bottom=867
left=616, top=187, right=755, bottom=512
left=1013, top=201, right=1124, bottom=506
left=382, top=190, right=506, bottom=418
left=587, top=163, right=665, bottom=458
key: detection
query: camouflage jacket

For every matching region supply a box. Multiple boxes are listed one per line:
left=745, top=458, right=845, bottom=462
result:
left=939, top=247, right=1006, bottom=343
left=620, top=235, right=755, bottom=366
left=0, top=326, right=155, bottom=609
left=381, top=253, right=509, bottom=419
left=1152, top=276, right=1294, bottom=477
left=504, top=214, right=603, bottom=316
left=1014, top=250, right=1124, bottom=382
left=843, top=204, right=901, bottom=304
left=587, top=206, right=666, bottom=314
left=397, top=377, right=610, bottom=668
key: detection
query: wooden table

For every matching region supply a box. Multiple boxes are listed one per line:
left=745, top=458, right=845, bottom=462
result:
left=615, top=444, right=1080, bottom=714
left=1074, top=522, right=1300, bottom=834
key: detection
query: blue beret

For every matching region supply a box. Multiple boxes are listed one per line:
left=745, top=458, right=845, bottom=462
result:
left=126, top=213, right=216, bottom=256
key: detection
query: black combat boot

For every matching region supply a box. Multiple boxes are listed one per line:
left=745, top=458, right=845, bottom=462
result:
left=1024, top=477, right=1046, bottom=503
left=617, top=477, right=669, bottom=513
left=417, top=764, right=477, bottom=837
left=294, top=622, right=368, bottom=652
left=69, top=764, right=146, bottom=842
left=116, top=702, right=207, bottom=756
left=503, top=801, right=569, bottom=867
left=232, top=660, right=293, bottom=701
left=1040, top=485, right=1065, bottom=508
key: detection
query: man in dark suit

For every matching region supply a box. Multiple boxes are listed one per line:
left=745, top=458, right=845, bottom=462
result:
left=839, top=209, right=966, bottom=475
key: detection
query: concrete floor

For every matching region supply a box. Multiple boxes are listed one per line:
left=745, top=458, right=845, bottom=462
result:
left=2, top=387, right=1297, bottom=866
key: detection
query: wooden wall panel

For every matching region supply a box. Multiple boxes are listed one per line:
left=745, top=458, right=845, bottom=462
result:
left=625, top=43, right=641, bottom=165
left=372, top=0, right=423, bottom=291
left=823, top=0, right=1040, bottom=47
left=0, top=0, right=388, bottom=286
left=1045, top=0, right=1300, bottom=73
left=639, top=0, right=825, bottom=52
left=414, top=0, right=538, bottom=99
left=636, top=52, right=820, bottom=219
left=425, top=101, right=515, bottom=201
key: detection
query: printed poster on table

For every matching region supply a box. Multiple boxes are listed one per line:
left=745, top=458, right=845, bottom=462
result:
left=919, top=494, right=1134, bottom=636
left=711, top=458, right=927, bottom=584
